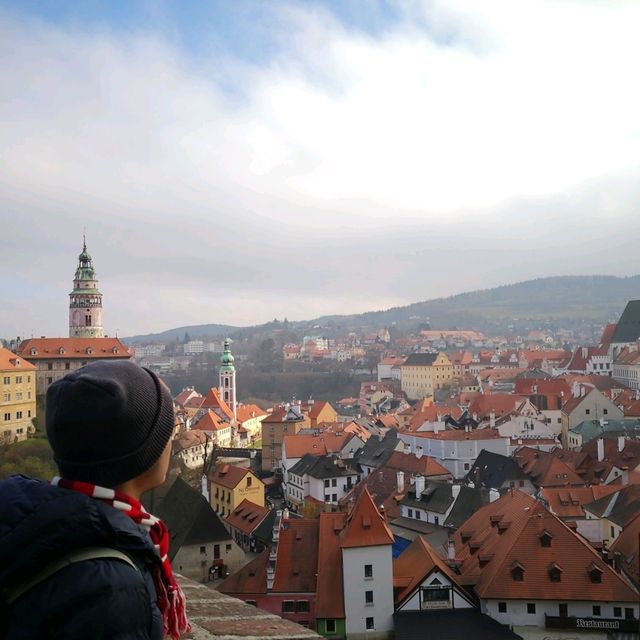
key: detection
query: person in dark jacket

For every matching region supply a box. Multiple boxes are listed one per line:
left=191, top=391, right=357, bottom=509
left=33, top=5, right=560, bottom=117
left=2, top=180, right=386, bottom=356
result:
left=0, top=360, right=191, bottom=639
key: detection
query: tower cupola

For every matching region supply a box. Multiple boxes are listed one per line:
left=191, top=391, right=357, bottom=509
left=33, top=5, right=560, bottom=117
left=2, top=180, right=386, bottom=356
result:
left=68, top=237, right=104, bottom=338
left=219, top=338, right=237, bottom=420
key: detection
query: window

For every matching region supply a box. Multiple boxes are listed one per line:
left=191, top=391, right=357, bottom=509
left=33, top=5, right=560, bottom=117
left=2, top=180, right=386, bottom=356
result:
left=15, top=376, right=22, bottom=384
left=324, top=479, right=330, bottom=488
left=246, top=476, right=252, bottom=487
left=282, top=601, right=295, bottom=613
left=610, top=525, right=615, bottom=539
left=527, top=603, right=536, bottom=614
left=331, top=478, right=337, bottom=487
left=548, top=566, right=562, bottom=582
left=226, top=544, right=232, bottom=552
left=364, top=564, right=373, bottom=578
left=603, top=409, right=608, bottom=415
left=214, top=544, right=220, bottom=559
left=585, top=409, right=590, bottom=415
left=326, top=619, right=336, bottom=633
left=332, top=494, right=337, bottom=502
left=324, top=495, right=330, bottom=502
left=614, top=607, right=622, bottom=618
left=15, top=392, right=22, bottom=401
left=3, top=376, right=9, bottom=385
left=65, top=363, right=70, bottom=370
left=3, top=413, right=10, bottom=421
left=592, top=605, right=601, bottom=616
left=519, top=480, right=525, bottom=487
left=416, top=511, right=421, bottom=520
left=589, top=567, right=602, bottom=583
left=540, top=532, right=552, bottom=547
left=16, top=412, right=22, bottom=419
left=365, top=590, right=374, bottom=605
left=296, top=601, right=309, bottom=613
left=2, top=393, right=9, bottom=402
left=366, top=617, right=374, bottom=630
left=407, top=508, right=413, bottom=518
left=464, top=463, right=470, bottom=471
left=498, top=602, right=507, bottom=613
left=200, top=546, right=206, bottom=554
left=512, top=566, right=524, bottom=582
left=47, top=363, right=53, bottom=371
left=625, top=608, right=634, bottom=620
left=559, top=603, right=568, bottom=618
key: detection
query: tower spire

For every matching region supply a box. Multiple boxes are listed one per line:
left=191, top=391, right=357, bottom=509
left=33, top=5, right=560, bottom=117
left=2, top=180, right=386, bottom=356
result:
left=68, top=238, right=104, bottom=338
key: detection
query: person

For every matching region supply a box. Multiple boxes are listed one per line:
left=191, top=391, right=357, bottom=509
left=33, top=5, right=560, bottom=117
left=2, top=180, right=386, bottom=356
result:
left=0, top=360, right=191, bottom=639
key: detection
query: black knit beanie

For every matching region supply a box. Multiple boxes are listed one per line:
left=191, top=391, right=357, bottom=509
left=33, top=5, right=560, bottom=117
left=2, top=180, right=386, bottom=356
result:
left=46, top=360, right=174, bottom=487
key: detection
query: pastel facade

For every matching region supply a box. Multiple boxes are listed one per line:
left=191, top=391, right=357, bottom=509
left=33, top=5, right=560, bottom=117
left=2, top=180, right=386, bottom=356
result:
left=0, top=349, right=37, bottom=444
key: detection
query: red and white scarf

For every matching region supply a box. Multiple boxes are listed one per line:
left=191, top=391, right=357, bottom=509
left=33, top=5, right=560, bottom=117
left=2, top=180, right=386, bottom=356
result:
left=52, top=476, right=191, bottom=639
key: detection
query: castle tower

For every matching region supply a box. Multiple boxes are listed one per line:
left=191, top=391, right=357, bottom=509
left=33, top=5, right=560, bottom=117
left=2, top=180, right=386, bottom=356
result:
left=68, top=238, right=104, bottom=338
left=219, top=338, right=236, bottom=419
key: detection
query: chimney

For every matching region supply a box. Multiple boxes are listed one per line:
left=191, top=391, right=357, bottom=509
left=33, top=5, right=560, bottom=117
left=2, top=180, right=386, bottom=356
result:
left=397, top=471, right=405, bottom=494
left=572, top=382, right=580, bottom=398
left=489, top=489, right=500, bottom=503
left=582, top=347, right=588, bottom=359
left=451, top=484, right=460, bottom=500
left=617, top=436, right=625, bottom=453
left=448, top=534, right=455, bottom=561
left=415, top=474, right=425, bottom=499
left=489, top=411, right=496, bottom=428
left=416, top=445, right=423, bottom=459
left=597, top=437, right=605, bottom=462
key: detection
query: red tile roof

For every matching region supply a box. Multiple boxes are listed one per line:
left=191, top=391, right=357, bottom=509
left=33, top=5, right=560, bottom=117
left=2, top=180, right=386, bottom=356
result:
left=273, top=519, right=319, bottom=593
left=393, top=536, right=461, bottom=607
left=209, top=463, right=251, bottom=490
left=225, top=499, right=271, bottom=535
left=315, top=512, right=347, bottom=619
left=565, top=346, right=609, bottom=371
left=514, top=447, right=585, bottom=487
left=217, top=549, right=268, bottom=595
left=0, top=347, right=36, bottom=371
left=468, top=394, right=528, bottom=419
left=283, top=433, right=352, bottom=459
left=174, top=388, right=201, bottom=406
left=340, top=487, right=394, bottom=549
left=17, top=337, right=130, bottom=360
left=236, top=403, right=267, bottom=423
left=201, top=386, right=234, bottom=420
left=600, top=323, right=617, bottom=348
left=453, top=490, right=638, bottom=602
left=306, top=401, right=335, bottom=420
left=193, top=409, right=229, bottom=432
left=385, top=450, right=451, bottom=478
left=411, top=428, right=504, bottom=441
left=610, top=511, right=640, bottom=587
left=539, top=485, right=619, bottom=519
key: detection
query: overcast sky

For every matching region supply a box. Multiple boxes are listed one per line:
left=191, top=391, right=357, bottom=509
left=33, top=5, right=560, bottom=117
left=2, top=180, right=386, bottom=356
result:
left=1, top=0, right=640, bottom=338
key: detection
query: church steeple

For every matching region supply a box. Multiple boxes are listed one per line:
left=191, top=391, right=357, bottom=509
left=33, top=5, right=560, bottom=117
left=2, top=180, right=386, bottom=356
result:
left=219, top=338, right=237, bottom=419
left=69, top=239, right=104, bottom=338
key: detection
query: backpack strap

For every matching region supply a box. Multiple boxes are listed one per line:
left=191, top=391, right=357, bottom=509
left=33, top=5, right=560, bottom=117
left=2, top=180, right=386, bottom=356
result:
left=6, top=547, right=139, bottom=606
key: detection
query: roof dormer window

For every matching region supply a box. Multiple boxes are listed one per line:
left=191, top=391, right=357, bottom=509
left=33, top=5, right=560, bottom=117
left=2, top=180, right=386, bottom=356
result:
left=86, top=347, right=93, bottom=355
left=511, top=563, right=525, bottom=582
left=539, top=531, right=553, bottom=548
left=31, top=349, right=37, bottom=356
left=59, top=347, right=65, bottom=355
left=548, top=563, right=562, bottom=582
left=588, top=564, right=603, bottom=584
left=112, top=347, right=119, bottom=354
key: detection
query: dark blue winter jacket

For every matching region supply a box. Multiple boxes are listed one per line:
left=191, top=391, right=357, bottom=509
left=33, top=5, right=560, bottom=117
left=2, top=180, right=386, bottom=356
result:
left=0, top=475, right=164, bottom=639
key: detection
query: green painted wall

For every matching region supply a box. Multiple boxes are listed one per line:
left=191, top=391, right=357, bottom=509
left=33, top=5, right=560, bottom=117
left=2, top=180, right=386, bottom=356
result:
left=316, top=618, right=346, bottom=639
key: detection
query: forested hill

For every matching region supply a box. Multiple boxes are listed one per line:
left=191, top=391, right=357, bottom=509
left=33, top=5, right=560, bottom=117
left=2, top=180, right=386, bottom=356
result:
left=312, top=275, right=640, bottom=333
left=125, top=275, right=640, bottom=341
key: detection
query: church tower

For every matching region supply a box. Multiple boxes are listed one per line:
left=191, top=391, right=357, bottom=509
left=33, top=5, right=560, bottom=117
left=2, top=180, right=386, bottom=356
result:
left=69, top=238, right=104, bottom=338
left=219, top=338, right=237, bottom=419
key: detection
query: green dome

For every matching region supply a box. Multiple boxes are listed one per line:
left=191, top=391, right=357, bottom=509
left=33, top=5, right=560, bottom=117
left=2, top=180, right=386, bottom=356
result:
left=220, top=338, right=235, bottom=372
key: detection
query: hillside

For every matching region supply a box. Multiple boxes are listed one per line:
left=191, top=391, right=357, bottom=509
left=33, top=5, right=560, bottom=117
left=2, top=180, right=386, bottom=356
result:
left=124, top=275, right=640, bottom=342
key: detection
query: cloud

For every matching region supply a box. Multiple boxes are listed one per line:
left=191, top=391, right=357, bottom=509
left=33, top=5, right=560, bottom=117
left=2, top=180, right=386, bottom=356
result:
left=0, top=1, right=639, bottom=337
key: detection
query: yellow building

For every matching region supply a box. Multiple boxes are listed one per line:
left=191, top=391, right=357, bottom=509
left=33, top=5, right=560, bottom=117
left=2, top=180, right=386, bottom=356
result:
left=400, top=352, right=453, bottom=400
left=261, top=404, right=310, bottom=471
left=209, top=463, right=264, bottom=517
left=1, top=348, right=37, bottom=444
